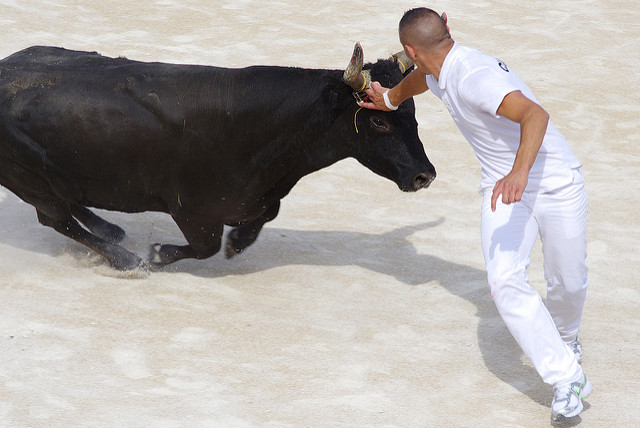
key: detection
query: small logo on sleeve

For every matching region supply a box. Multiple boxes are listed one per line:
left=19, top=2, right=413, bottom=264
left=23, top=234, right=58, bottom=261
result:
left=497, top=59, right=509, bottom=72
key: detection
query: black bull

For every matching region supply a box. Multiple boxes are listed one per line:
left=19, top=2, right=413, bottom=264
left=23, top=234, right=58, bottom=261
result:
left=0, top=45, right=436, bottom=271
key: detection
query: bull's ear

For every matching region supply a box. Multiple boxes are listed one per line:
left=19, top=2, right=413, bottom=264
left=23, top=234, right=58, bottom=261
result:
left=325, top=76, right=358, bottom=125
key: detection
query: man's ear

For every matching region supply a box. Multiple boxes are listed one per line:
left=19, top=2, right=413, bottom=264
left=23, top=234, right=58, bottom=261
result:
left=441, top=12, right=450, bottom=32
left=404, top=44, right=417, bottom=61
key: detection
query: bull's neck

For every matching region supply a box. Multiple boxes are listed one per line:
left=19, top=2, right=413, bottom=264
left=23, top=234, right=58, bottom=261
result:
left=199, top=67, right=351, bottom=172
left=172, top=66, right=355, bottom=197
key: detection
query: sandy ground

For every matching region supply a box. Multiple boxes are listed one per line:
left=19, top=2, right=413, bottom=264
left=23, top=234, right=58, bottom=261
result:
left=0, top=1, right=638, bottom=427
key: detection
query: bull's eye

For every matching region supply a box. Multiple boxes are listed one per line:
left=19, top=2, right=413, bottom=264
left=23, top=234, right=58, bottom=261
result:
left=370, top=116, right=391, bottom=133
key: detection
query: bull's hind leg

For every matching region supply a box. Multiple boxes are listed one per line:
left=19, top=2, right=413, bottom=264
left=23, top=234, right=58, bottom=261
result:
left=1, top=161, right=142, bottom=270
left=148, top=214, right=223, bottom=268
left=36, top=209, right=143, bottom=271
left=70, top=205, right=126, bottom=244
left=225, top=201, right=280, bottom=258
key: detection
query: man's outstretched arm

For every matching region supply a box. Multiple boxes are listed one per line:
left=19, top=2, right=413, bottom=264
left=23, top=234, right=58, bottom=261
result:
left=358, top=68, right=429, bottom=111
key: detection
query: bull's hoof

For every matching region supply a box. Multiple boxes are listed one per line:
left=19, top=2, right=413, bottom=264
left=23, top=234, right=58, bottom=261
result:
left=225, top=228, right=256, bottom=259
left=147, top=243, right=169, bottom=270
left=109, top=249, right=144, bottom=271
left=225, top=240, right=243, bottom=259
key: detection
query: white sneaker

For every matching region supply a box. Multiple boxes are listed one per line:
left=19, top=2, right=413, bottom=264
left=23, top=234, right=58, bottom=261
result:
left=551, top=374, right=593, bottom=421
left=566, top=337, right=583, bottom=364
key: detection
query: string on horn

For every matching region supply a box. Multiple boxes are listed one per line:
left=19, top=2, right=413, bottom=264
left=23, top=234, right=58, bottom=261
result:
left=390, top=50, right=414, bottom=74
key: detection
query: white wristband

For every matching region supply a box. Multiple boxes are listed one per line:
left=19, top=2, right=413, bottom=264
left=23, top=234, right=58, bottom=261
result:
left=383, top=90, right=399, bottom=111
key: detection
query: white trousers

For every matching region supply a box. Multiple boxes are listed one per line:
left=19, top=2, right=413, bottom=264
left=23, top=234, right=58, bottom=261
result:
left=480, top=170, right=588, bottom=386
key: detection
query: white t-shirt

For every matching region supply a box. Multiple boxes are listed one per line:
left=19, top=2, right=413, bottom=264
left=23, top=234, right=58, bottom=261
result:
left=426, top=42, right=582, bottom=193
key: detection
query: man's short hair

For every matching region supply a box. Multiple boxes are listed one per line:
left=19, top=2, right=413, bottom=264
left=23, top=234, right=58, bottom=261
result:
left=399, top=7, right=450, bottom=49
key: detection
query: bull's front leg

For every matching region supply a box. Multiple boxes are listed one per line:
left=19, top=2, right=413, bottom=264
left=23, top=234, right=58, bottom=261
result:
left=148, top=214, right=223, bottom=269
left=225, top=201, right=280, bottom=258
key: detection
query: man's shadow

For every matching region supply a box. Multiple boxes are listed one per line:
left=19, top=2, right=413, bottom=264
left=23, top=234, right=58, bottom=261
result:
left=201, top=219, right=549, bottom=407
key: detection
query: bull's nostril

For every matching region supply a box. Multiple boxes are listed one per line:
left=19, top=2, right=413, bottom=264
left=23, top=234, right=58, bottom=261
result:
left=413, top=172, right=435, bottom=190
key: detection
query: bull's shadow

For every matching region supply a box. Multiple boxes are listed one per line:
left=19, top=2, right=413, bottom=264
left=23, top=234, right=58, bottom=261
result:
left=0, top=189, right=548, bottom=407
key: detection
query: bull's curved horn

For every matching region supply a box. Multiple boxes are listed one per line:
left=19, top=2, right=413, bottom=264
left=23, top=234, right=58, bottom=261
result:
left=390, top=50, right=414, bottom=74
left=343, top=42, right=371, bottom=92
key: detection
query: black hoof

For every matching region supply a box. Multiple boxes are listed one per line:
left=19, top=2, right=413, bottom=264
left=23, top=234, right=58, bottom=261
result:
left=110, top=250, right=144, bottom=271
left=225, top=240, right=243, bottom=259
left=225, top=228, right=257, bottom=259
left=147, top=243, right=168, bottom=269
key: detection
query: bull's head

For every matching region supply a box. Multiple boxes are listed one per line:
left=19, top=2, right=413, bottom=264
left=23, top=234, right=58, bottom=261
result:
left=341, top=43, right=436, bottom=192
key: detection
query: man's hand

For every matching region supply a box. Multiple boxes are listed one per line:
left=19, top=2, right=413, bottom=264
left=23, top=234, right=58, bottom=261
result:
left=358, top=81, right=394, bottom=111
left=358, top=68, right=429, bottom=111
left=491, top=169, right=529, bottom=212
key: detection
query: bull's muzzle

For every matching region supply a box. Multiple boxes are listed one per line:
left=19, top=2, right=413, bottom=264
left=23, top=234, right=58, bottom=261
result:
left=400, top=170, right=436, bottom=192
left=342, top=43, right=414, bottom=92
left=412, top=171, right=436, bottom=191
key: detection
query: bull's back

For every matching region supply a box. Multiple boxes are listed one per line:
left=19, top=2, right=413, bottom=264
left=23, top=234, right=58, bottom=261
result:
left=0, top=47, right=332, bottom=213
left=0, top=47, right=209, bottom=211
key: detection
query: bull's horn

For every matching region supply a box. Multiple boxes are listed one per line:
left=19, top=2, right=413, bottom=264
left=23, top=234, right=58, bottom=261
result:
left=343, top=42, right=371, bottom=92
left=390, top=50, right=414, bottom=74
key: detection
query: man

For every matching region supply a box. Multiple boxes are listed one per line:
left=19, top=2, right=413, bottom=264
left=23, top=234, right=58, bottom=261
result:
left=359, top=8, right=591, bottom=421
